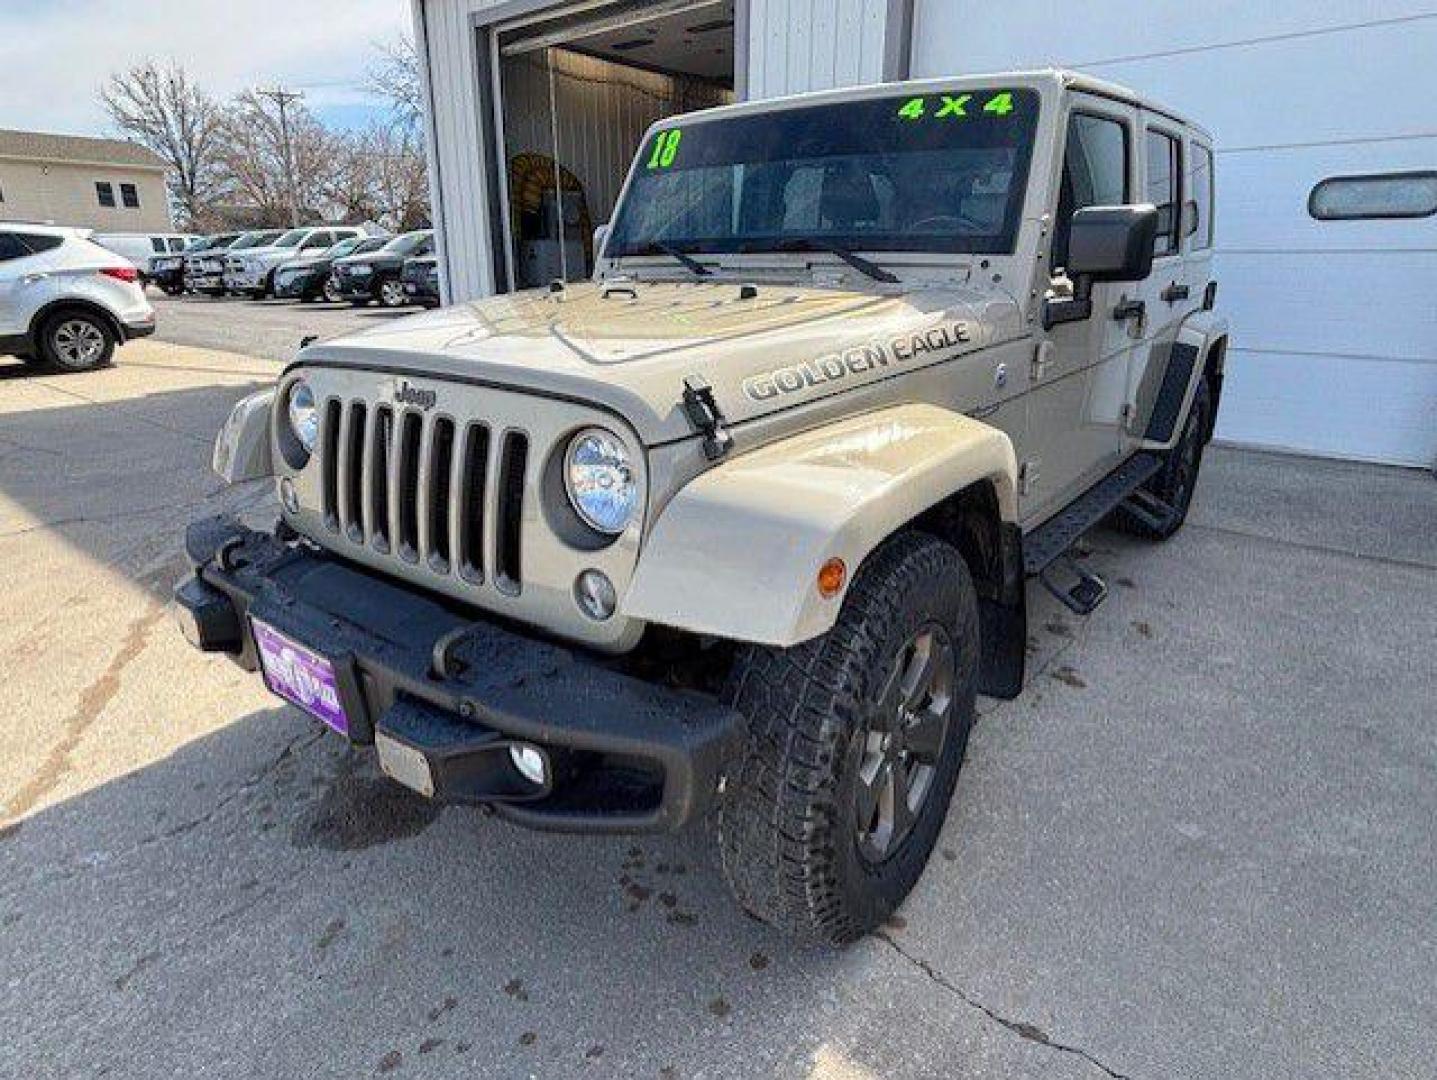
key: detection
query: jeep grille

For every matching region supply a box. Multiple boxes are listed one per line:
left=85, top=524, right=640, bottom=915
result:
left=317, top=398, right=529, bottom=594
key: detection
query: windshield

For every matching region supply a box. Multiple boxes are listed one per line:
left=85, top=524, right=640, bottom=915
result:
left=607, top=87, right=1039, bottom=260
left=273, top=229, right=307, bottom=248
left=353, top=236, right=389, bottom=254
left=322, top=237, right=364, bottom=258
left=382, top=231, right=432, bottom=255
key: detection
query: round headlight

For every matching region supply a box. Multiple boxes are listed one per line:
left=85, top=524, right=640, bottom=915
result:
left=564, top=427, right=637, bottom=535
left=286, top=379, right=320, bottom=452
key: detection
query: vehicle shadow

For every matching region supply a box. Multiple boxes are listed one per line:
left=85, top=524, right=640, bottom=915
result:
left=0, top=703, right=955, bottom=1079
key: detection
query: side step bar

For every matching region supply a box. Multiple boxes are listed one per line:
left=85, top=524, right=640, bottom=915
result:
left=1022, top=452, right=1165, bottom=615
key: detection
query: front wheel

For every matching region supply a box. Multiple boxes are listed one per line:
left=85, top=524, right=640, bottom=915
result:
left=39, top=311, right=116, bottom=371
left=378, top=278, right=408, bottom=308
left=718, top=532, right=978, bottom=943
left=322, top=275, right=343, bottom=303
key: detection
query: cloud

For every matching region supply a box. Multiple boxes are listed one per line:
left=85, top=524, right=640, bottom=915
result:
left=0, top=0, right=411, bottom=135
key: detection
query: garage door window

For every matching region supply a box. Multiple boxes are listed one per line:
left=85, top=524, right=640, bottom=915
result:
left=1309, top=171, right=1437, bottom=220
left=1053, top=112, right=1129, bottom=270
left=1145, top=129, right=1181, bottom=256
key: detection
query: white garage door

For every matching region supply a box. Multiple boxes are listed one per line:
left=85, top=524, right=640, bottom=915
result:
left=909, top=1, right=1437, bottom=466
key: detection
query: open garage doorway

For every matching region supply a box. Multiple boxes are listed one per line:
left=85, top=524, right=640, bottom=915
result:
left=489, top=1, right=736, bottom=291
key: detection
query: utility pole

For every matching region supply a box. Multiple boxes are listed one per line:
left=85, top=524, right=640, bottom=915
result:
left=256, top=87, right=304, bottom=226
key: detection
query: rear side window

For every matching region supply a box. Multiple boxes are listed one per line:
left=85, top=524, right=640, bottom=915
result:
left=1053, top=112, right=1129, bottom=270
left=18, top=233, right=63, bottom=255
left=1189, top=143, right=1214, bottom=249
left=96, top=181, right=116, bottom=208
left=1309, top=171, right=1437, bottom=220
left=1145, top=129, right=1181, bottom=255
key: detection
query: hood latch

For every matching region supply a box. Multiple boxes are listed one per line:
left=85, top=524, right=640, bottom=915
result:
left=681, top=376, right=733, bottom=461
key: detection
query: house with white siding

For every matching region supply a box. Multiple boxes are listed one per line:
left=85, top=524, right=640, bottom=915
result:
left=411, top=0, right=1437, bottom=467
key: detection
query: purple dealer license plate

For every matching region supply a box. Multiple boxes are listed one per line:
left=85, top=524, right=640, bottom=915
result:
left=251, top=619, right=348, bottom=736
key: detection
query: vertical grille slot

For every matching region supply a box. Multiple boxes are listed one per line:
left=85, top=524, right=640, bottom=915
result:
left=397, top=411, right=423, bottom=561
left=320, top=398, right=341, bottom=530
left=342, top=402, right=367, bottom=541
left=458, top=423, right=490, bottom=583
left=426, top=417, right=455, bottom=571
left=368, top=405, right=393, bottom=552
left=495, top=431, right=528, bottom=594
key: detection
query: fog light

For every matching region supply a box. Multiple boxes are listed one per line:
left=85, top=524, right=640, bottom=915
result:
left=574, top=569, right=617, bottom=621
left=280, top=477, right=299, bottom=514
left=509, top=743, right=548, bottom=786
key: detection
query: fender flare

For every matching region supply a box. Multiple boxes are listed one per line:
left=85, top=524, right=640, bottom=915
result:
left=212, top=388, right=275, bottom=483
left=27, top=298, right=125, bottom=348
left=624, top=404, right=1019, bottom=647
left=1139, top=310, right=1229, bottom=450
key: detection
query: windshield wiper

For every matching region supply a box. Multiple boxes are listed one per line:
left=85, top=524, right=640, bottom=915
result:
left=773, top=238, right=899, bottom=283
left=634, top=241, right=711, bottom=277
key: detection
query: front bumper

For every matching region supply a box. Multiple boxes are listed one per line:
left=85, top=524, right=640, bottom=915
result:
left=186, top=271, right=225, bottom=291
left=224, top=267, right=265, bottom=291
left=331, top=272, right=376, bottom=298
left=173, top=515, right=741, bottom=833
left=274, top=270, right=321, bottom=298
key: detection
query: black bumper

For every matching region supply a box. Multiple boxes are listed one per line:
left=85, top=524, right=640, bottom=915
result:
left=173, top=516, right=742, bottom=833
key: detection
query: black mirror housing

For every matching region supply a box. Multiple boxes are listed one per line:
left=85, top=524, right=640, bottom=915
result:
left=1067, top=204, right=1159, bottom=282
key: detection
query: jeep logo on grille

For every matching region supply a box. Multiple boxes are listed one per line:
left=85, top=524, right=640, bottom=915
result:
left=394, top=380, right=438, bottom=410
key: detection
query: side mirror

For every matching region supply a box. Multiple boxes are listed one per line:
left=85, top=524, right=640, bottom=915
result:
left=1067, top=205, right=1158, bottom=281
left=1045, top=205, right=1158, bottom=329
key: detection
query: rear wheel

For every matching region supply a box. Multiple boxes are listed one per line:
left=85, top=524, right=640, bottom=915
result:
left=322, top=275, right=343, bottom=303
left=718, top=532, right=978, bottom=943
left=39, top=311, right=116, bottom=371
left=1114, top=379, right=1213, bottom=540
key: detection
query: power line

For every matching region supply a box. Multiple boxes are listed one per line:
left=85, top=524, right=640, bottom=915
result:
left=256, top=87, right=305, bottom=227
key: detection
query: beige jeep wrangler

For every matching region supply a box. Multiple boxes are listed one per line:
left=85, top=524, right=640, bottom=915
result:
left=175, top=70, right=1227, bottom=942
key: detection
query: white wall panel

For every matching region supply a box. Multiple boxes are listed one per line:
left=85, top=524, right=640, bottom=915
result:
left=909, top=0, right=1437, bottom=465
left=747, top=0, right=890, bottom=98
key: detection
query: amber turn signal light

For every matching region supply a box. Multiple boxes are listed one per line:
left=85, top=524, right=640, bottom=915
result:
left=817, top=557, right=847, bottom=598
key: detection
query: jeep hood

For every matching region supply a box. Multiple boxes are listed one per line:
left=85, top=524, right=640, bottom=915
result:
left=298, top=279, right=1022, bottom=446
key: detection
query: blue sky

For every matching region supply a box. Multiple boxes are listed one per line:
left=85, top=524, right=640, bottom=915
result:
left=0, top=0, right=412, bottom=136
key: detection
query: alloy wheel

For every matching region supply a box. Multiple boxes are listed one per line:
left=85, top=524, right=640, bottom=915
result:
left=380, top=280, right=406, bottom=307
left=854, top=623, right=956, bottom=864
left=52, top=319, right=106, bottom=367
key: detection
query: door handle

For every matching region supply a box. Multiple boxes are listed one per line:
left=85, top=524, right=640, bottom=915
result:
left=1113, top=298, right=1145, bottom=321
left=1161, top=281, right=1190, bottom=303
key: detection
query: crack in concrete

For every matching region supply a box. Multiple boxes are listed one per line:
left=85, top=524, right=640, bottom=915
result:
left=3, top=603, right=166, bottom=822
left=1188, top=520, right=1437, bottom=573
left=877, top=931, right=1132, bottom=1079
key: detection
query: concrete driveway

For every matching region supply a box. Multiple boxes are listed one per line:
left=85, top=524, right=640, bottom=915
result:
left=1, top=337, right=1434, bottom=1080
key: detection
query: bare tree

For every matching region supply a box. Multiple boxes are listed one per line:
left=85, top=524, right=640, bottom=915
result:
left=99, top=61, right=223, bottom=227
left=324, top=124, right=430, bottom=230
left=215, top=91, right=335, bottom=225
left=365, top=36, right=425, bottom=135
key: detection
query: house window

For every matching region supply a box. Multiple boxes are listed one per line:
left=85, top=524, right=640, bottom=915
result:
left=96, top=181, right=116, bottom=207
left=120, top=183, right=140, bottom=209
left=1309, top=171, right=1437, bottom=220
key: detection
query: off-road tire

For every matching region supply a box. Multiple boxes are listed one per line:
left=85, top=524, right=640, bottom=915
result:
left=1113, top=379, right=1213, bottom=540
left=38, top=310, right=116, bottom=372
left=717, top=532, right=978, bottom=943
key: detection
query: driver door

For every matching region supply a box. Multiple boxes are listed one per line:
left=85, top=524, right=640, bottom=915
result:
left=1022, top=99, right=1139, bottom=525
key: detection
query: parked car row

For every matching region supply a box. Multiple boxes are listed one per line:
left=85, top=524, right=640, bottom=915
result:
left=149, top=227, right=439, bottom=309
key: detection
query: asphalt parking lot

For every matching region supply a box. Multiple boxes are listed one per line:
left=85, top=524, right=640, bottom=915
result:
left=1, top=320, right=1435, bottom=1079
left=145, top=290, right=411, bottom=362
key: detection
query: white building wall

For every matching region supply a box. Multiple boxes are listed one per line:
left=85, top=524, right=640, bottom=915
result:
left=909, top=0, right=1437, bottom=466
left=746, top=0, right=891, bottom=98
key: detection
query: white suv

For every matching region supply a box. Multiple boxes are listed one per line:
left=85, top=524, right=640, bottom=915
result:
left=0, top=223, right=155, bottom=371
left=224, top=226, right=365, bottom=298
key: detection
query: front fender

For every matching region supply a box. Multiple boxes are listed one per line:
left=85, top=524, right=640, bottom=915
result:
left=624, top=404, right=1018, bottom=646
left=212, top=388, right=275, bottom=483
